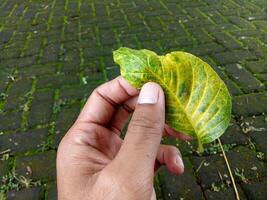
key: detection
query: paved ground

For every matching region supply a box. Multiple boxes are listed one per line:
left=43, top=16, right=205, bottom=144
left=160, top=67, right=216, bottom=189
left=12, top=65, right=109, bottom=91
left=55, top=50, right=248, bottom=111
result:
left=0, top=0, right=267, bottom=199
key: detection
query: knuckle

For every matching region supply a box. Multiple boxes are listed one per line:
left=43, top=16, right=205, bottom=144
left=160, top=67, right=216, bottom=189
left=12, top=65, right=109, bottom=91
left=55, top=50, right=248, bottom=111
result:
left=129, top=113, right=163, bottom=134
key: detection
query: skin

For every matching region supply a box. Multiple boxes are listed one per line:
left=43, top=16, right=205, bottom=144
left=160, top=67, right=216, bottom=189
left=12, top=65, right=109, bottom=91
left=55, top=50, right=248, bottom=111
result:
left=57, top=76, right=192, bottom=200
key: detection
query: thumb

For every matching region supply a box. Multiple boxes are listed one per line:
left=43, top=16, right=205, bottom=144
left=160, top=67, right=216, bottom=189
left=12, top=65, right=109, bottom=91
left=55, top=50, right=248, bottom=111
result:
left=115, top=82, right=165, bottom=175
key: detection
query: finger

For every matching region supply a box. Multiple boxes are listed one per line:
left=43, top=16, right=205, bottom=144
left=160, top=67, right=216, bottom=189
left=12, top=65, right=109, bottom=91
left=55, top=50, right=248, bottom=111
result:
left=163, top=124, right=193, bottom=141
left=108, top=96, right=138, bottom=134
left=155, top=145, right=184, bottom=175
left=77, top=76, right=139, bottom=125
left=107, top=94, right=193, bottom=140
left=114, top=82, right=165, bottom=175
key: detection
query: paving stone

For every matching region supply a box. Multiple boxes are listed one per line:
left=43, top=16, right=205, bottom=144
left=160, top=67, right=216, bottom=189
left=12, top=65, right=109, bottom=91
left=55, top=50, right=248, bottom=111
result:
left=205, top=184, right=247, bottom=200
left=84, top=66, right=105, bottom=82
left=241, top=180, right=267, bottom=200
left=54, top=104, right=80, bottom=146
left=7, top=187, right=43, bottom=200
left=28, top=89, right=54, bottom=127
left=242, top=38, right=267, bottom=59
left=241, top=116, right=267, bottom=162
left=244, top=60, right=267, bottom=74
left=191, top=28, right=214, bottom=44
left=0, top=128, right=49, bottom=154
left=16, top=151, right=56, bottom=181
left=60, top=82, right=102, bottom=102
left=223, top=64, right=265, bottom=93
left=159, top=158, right=204, bottom=200
left=24, top=38, right=42, bottom=56
left=36, top=73, right=80, bottom=89
left=187, top=43, right=225, bottom=56
left=212, top=32, right=242, bottom=50
left=4, top=78, right=32, bottom=110
left=18, top=64, right=57, bottom=78
left=107, top=66, right=120, bottom=80
left=256, top=74, right=267, bottom=84
left=0, top=30, right=13, bottom=43
left=228, top=16, right=256, bottom=30
left=220, top=119, right=248, bottom=145
left=233, top=92, right=267, bottom=116
left=191, top=154, right=229, bottom=189
left=0, top=111, right=21, bottom=131
left=213, top=50, right=257, bottom=65
left=46, top=182, right=57, bottom=200
left=227, top=146, right=267, bottom=181
left=224, top=78, right=243, bottom=96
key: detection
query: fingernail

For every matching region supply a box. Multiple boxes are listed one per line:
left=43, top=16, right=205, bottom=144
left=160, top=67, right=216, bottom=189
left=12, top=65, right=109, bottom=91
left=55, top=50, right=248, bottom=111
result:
left=138, top=83, right=159, bottom=104
left=176, top=155, right=184, bottom=169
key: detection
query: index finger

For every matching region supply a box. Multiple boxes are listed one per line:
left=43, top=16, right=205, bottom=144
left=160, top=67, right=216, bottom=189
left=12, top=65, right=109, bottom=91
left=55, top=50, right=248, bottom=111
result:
left=77, top=76, right=139, bottom=125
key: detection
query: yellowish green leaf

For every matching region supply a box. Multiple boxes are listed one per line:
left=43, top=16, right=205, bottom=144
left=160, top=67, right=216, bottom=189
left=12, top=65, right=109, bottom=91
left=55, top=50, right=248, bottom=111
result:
left=113, top=47, right=232, bottom=152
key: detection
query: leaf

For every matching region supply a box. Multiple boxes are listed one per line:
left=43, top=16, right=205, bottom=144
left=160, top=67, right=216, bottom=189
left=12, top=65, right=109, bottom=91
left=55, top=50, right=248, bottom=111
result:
left=113, top=47, right=232, bottom=152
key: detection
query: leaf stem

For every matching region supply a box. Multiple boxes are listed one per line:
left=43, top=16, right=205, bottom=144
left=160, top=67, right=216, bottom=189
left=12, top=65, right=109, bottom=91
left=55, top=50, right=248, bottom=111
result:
left=218, top=138, right=240, bottom=200
left=197, top=139, right=204, bottom=153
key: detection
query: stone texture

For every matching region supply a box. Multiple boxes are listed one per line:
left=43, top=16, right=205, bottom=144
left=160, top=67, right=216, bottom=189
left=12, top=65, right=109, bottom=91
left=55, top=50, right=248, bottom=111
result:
left=159, top=158, right=204, bottom=200
left=227, top=146, right=267, bottom=181
left=223, top=64, right=265, bottom=93
left=0, top=128, right=49, bottom=154
left=241, top=181, right=267, bottom=200
left=6, top=187, right=43, bottom=200
left=54, top=103, right=81, bottom=146
left=4, top=79, right=32, bottom=111
left=205, top=184, right=247, bottom=200
left=191, top=154, right=229, bottom=189
left=16, top=151, right=56, bottom=181
left=0, top=111, right=22, bottom=131
left=233, top=92, right=267, bottom=116
left=28, top=89, right=54, bottom=127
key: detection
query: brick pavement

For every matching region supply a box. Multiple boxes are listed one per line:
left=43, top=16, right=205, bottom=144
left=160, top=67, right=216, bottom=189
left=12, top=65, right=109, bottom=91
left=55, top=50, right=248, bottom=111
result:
left=0, top=0, right=267, bottom=199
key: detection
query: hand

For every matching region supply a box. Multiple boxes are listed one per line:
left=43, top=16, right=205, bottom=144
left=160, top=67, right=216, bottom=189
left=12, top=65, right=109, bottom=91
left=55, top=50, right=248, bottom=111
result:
left=57, top=76, right=191, bottom=200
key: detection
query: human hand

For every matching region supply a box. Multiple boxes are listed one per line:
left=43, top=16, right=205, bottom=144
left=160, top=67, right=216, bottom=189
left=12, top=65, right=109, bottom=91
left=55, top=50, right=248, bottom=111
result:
left=57, top=76, right=191, bottom=200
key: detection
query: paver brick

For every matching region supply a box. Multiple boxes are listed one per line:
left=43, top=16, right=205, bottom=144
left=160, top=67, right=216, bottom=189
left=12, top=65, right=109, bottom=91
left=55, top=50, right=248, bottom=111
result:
left=28, top=89, right=54, bottom=127
left=0, top=128, right=49, bottom=154
left=227, top=146, right=267, bottom=181
left=244, top=60, right=267, bottom=74
left=213, top=50, right=257, bottom=65
left=233, top=92, right=267, bottom=116
left=223, top=64, right=265, bottom=93
left=16, top=151, right=56, bottom=181
left=6, top=187, right=43, bottom=200
left=54, top=103, right=80, bottom=146
left=220, top=119, right=248, bottom=145
left=241, top=116, right=267, bottom=162
left=18, top=64, right=57, bottom=78
left=4, top=79, right=32, bottom=111
left=212, top=32, right=242, bottom=50
left=36, top=73, right=80, bottom=89
left=0, top=111, right=22, bottom=132
left=191, top=154, right=229, bottom=189
left=205, top=184, right=247, bottom=200
left=60, top=82, right=102, bottom=102
left=159, top=158, right=204, bottom=200
left=241, top=180, right=267, bottom=200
